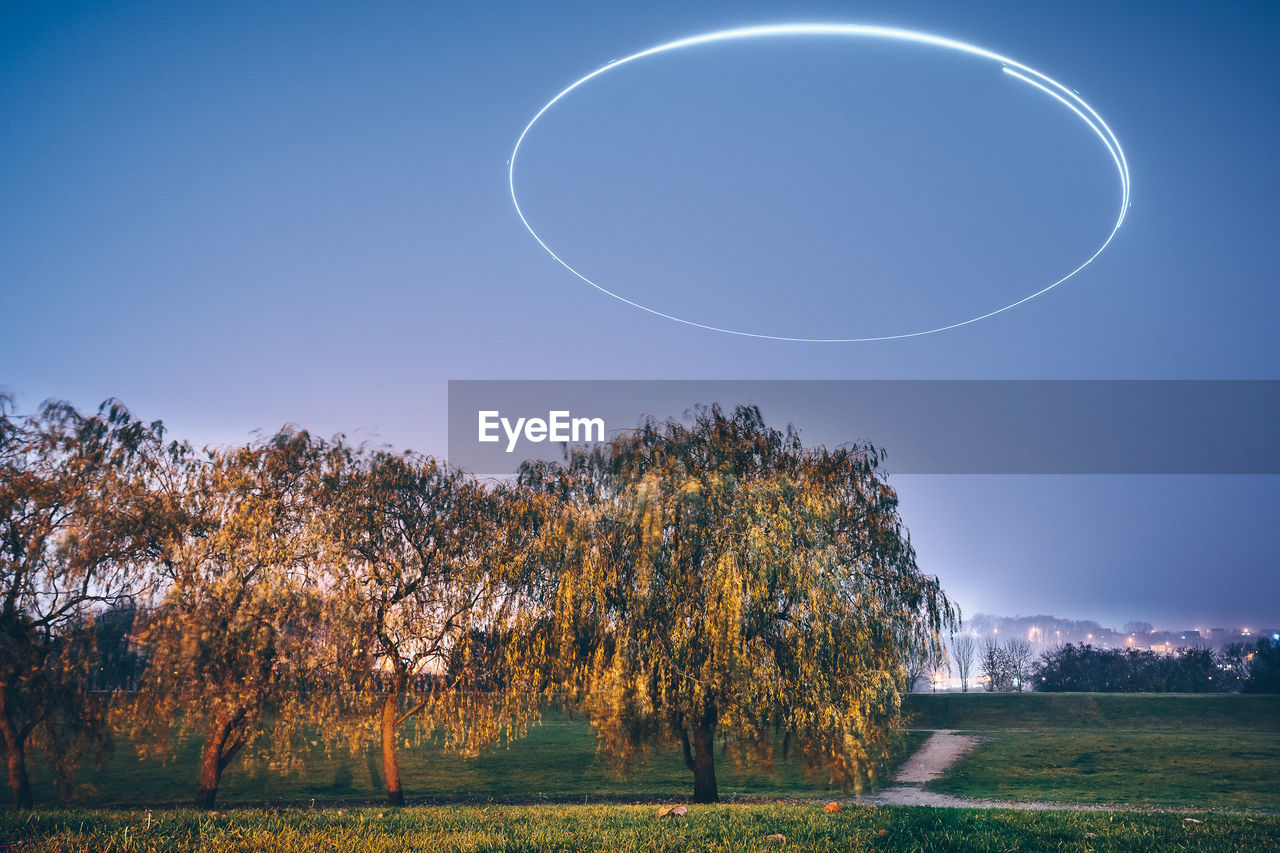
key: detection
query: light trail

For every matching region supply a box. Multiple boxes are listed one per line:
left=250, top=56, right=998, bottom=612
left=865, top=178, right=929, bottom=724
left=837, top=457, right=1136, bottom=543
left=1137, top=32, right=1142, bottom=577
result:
left=508, top=23, right=1131, bottom=343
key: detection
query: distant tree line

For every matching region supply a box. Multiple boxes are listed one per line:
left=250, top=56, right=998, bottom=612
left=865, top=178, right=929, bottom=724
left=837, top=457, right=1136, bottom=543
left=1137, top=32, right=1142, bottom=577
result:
left=945, top=634, right=1280, bottom=695
left=1, top=397, right=954, bottom=808
left=1033, top=641, right=1280, bottom=693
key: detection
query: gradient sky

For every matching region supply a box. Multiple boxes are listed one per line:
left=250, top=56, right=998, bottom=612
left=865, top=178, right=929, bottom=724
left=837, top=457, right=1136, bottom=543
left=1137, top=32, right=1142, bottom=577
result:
left=3, top=0, right=1278, bottom=629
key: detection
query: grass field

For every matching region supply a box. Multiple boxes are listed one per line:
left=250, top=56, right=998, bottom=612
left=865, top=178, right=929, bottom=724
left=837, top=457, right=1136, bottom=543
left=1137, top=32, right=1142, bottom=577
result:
left=6, top=694, right=1278, bottom=810
left=903, top=692, right=1280, bottom=731
left=904, top=693, right=1280, bottom=811
left=1, top=713, right=929, bottom=808
left=3, top=803, right=1277, bottom=852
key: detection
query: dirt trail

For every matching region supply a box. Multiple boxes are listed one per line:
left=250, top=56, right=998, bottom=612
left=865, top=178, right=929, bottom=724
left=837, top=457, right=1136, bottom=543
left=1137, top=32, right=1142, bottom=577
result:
left=889, top=730, right=981, bottom=784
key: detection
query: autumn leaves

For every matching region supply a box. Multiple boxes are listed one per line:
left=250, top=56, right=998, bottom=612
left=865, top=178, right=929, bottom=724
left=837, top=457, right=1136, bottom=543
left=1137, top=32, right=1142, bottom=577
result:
left=1, top=398, right=954, bottom=809
left=516, top=404, right=956, bottom=803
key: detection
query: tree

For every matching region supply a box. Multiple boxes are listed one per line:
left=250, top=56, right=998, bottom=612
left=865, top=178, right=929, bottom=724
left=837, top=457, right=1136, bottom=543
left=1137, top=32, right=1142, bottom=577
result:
left=128, top=430, right=330, bottom=808
left=1242, top=638, right=1280, bottom=693
left=1004, top=638, right=1034, bottom=693
left=901, top=649, right=931, bottom=694
left=927, top=644, right=951, bottom=693
left=320, top=449, right=541, bottom=806
left=979, top=635, right=1012, bottom=692
left=525, top=405, right=955, bottom=802
left=952, top=635, right=976, bottom=693
left=902, top=643, right=950, bottom=693
left=0, top=397, right=163, bottom=807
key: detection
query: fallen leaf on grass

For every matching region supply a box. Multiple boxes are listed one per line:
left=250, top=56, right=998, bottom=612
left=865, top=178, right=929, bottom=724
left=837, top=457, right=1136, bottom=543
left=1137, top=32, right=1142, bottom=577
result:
left=657, top=805, right=687, bottom=818
left=878, top=829, right=888, bottom=836
left=1183, top=818, right=1202, bottom=824
left=823, top=802, right=841, bottom=813
left=764, top=833, right=787, bottom=845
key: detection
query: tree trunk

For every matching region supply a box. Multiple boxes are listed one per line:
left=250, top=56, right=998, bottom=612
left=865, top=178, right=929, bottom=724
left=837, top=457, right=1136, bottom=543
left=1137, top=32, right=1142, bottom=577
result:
left=1, top=716, right=33, bottom=809
left=680, top=708, right=719, bottom=804
left=195, top=729, right=224, bottom=809
left=381, top=676, right=404, bottom=806
left=689, top=722, right=718, bottom=803
left=195, top=713, right=246, bottom=809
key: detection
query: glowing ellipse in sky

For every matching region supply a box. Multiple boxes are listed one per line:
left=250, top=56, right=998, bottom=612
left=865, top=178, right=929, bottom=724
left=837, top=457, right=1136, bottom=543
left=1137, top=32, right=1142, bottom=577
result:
left=509, top=24, right=1130, bottom=342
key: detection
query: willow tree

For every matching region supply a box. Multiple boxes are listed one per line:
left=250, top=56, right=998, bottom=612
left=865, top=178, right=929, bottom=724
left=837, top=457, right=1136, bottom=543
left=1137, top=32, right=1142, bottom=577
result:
left=0, top=397, right=164, bottom=808
left=524, top=405, right=955, bottom=803
left=320, top=449, right=543, bottom=806
left=129, top=430, right=331, bottom=809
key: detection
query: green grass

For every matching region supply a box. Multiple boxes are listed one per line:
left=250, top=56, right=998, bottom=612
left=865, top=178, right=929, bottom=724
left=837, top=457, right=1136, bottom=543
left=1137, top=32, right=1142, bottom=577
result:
left=905, top=693, right=1280, bottom=811
left=8, top=694, right=1277, bottom=813
left=928, top=730, right=1280, bottom=810
left=1, top=714, right=928, bottom=808
left=903, top=692, right=1280, bottom=731
left=3, top=803, right=1277, bottom=852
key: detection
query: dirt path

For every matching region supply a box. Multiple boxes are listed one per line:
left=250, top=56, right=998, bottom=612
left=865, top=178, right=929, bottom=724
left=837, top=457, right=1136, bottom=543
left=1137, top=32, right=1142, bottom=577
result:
left=889, top=730, right=981, bottom=784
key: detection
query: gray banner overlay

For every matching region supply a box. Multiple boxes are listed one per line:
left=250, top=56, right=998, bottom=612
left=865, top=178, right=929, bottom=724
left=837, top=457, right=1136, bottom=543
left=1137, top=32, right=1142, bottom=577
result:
left=447, top=380, right=1280, bottom=475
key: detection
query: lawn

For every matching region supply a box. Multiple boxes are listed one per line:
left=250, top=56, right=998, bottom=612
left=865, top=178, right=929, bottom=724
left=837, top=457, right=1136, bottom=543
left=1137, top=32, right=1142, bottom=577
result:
left=905, top=693, right=1280, bottom=811
left=3, top=803, right=1277, bottom=852
left=0, top=713, right=929, bottom=808
left=927, top=730, right=1280, bottom=810
left=903, top=692, right=1280, bottom=731
left=6, top=694, right=1277, bottom=815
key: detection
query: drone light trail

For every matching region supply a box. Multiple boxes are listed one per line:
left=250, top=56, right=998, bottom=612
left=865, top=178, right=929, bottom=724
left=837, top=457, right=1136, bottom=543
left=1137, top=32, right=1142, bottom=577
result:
left=509, top=23, right=1132, bottom=343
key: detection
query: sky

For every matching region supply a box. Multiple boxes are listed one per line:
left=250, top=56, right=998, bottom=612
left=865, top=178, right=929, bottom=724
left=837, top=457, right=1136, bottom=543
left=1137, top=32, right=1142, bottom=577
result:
left=2, top=0, right=1278, bottom=630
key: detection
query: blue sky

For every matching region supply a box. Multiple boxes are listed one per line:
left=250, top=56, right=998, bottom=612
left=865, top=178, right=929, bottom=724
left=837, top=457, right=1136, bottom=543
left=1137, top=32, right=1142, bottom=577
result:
left=2, top=0, right=1277, bottom=628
